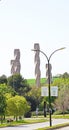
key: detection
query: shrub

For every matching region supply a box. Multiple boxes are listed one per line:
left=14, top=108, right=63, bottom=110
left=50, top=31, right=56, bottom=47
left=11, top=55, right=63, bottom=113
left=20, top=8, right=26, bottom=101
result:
left=24, top=111, right=31, bottom=118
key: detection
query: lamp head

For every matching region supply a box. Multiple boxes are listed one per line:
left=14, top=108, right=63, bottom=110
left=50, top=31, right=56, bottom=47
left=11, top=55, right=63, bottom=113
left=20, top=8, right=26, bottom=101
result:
left=59, top=47, right=66, bottom=50
left=31, top=49, right=40, bottom=51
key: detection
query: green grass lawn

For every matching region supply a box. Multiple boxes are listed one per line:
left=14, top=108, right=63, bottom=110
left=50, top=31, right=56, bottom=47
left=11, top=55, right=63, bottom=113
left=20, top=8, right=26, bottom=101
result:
left=27, top=77, right=59, bottom=86
left=0, top=114, right=69, bottom=128
left=27, top=78, right=46, bottom=86
left=0, top=117, right=48, bottom=127
left=52, top=114, right=69, bottom=119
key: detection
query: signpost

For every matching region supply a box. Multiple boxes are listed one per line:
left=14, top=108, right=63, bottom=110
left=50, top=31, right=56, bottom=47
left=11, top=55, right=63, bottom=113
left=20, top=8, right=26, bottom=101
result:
left=41, top=86, right=58, bottom=97
left=41, top=86, right=58, bottom=119
left=41, top=87, right=48, bottom=96
left=51, top=86, right=58, bottom=97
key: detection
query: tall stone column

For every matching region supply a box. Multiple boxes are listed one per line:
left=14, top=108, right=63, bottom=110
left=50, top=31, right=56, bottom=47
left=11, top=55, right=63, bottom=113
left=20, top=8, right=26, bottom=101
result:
left=46, top=63, right=52, bottom=84
left=34, top=43, right=41, bottom=87
left=11, top=49, right=21, bottom=75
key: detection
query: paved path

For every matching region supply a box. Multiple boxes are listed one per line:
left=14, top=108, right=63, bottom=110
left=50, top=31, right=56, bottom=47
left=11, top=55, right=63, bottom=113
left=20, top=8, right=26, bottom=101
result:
left=55, top=126, right=69, bottom=130
left=0, top=119, right=69, bottom=130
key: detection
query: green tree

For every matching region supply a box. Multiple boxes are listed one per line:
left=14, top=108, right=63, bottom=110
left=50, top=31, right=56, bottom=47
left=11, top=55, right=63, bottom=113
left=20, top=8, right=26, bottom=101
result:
left=0, top=84, right=16, bottom=96
left=61, top=72, right=69, bottom=78
left=52, top=76, right=69, bottom=113
left=26, top=96, right=37, bottom=111
left=28, top=87, right=41, bottom=110
left=53, top=86, right=69, bottom=114
left=0, top=75, right=7, bottom=84
left=0, top=92, right=7, bottom=124
left=8, top=74, right=31, bottom=95
left=6, top=95, right=30, bottom=120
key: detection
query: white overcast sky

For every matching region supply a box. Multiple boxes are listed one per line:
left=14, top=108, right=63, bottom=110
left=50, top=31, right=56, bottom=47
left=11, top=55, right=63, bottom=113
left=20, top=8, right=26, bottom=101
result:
left=0, top=0, right=69, bottom=79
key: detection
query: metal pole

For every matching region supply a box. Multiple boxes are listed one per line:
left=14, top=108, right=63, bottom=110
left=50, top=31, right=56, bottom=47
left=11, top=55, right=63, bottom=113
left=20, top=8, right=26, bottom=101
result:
left=48, top=59, right=52, bottom=126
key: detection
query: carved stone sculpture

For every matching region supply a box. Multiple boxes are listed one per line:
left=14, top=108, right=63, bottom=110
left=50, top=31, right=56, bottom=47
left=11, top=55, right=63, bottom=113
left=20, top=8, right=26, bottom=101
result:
left=34, top=43, right=41, bottom=87
left=46, top=63, right=52, bottom=84
left=11, top=49, right=21, bottom=75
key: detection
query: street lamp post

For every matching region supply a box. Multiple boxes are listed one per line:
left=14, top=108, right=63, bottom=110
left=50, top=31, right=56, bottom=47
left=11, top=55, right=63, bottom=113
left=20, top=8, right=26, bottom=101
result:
left=32, top=47, right=65, bottom=127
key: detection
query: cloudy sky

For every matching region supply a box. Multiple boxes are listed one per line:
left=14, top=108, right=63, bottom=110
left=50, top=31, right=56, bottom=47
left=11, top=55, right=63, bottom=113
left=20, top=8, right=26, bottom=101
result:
left=0, top=0, right=69, bottom=79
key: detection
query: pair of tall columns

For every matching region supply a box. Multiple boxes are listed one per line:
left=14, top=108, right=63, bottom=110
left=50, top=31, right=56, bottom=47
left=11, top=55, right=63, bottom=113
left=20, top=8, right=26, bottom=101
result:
left=34, top=43, right=52, bottom=87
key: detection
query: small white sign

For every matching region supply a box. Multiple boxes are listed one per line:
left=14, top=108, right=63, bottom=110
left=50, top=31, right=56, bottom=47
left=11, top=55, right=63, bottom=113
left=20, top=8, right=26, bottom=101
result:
left=51, top=86, right=58, bottom=97
left=41, top=87, right=48, bottom=96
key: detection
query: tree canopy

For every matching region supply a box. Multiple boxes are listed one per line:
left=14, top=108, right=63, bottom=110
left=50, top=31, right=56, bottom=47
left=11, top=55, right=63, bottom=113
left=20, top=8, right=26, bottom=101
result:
left=6, top=95, right=30, bottom=120
left=7, top=74, right=31, bottom=95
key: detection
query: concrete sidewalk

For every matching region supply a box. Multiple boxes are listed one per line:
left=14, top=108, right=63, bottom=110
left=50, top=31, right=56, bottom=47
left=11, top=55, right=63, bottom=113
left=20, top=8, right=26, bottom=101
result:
left=0, top=119, right=69, bottom=130
left=55, top=126, right=69, bottom=130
